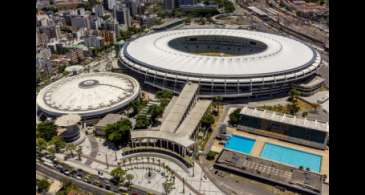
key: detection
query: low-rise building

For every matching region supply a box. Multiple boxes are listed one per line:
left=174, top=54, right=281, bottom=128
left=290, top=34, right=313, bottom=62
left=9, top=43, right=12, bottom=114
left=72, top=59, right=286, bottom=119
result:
left=237, top=106, right=329, bottom=149
left=95, top=114, right=122, bottom=136
left=83, top=35, right=104, bottom=49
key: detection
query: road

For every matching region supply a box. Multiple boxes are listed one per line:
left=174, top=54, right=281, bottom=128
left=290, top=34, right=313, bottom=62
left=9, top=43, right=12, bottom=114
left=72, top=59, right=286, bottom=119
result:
left=36, top=163, right=118, bottom=195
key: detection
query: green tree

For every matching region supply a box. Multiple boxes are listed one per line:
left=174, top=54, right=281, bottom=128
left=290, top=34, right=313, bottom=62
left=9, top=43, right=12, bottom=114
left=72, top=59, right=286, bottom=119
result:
left=103, top=119, right=132, bottom=146
left=288, top=88, right=301, bottom=103
left=135, top=115, right=151, bottom=129
left=36, top=121, right=57, bottom=141
left=149, top=104, right=164, bottom=124
left=287, top=102, right=300, bottom=115
left=206, top=151, right=217, bottom=160
left=302, top=112, right=308, bottom=117
left=66, top=144, right=76, bottom=157
left=37, top=179, right=50, bottom=193
left=77, top=146, right=82, bottom=160
left=50, top=136, right=66, bottom=153
left=156, top=90, right=173, bottom=100
left=228, top=108, right=241, bottom=126
left=111, top=167, right=126, bottom=184
left=36, top=137, right=48, bottom=151
left=125, top=174, right=134, bottom=187
left=201, top=114, right=215, bottom=130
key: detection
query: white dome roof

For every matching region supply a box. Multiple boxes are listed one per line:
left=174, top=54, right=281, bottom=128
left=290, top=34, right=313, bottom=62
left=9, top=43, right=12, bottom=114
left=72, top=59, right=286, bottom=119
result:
left=37, top=72, right=140, bottom=117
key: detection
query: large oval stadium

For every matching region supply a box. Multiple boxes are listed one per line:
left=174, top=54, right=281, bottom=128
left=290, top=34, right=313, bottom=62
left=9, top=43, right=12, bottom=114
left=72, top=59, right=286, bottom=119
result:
left=119, top=28, right=322, bottom=98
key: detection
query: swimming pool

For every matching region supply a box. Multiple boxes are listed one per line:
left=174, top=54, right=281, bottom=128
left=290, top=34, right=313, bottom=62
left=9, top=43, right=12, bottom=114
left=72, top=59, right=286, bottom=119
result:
left=224, top=135, right=255, bottom=154
left=260, top=143, right=322, bottom=173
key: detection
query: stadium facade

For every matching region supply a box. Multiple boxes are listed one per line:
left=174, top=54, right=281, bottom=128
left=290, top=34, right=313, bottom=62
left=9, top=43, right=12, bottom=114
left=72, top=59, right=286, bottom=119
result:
left=119, top=28, right=322, bottom=98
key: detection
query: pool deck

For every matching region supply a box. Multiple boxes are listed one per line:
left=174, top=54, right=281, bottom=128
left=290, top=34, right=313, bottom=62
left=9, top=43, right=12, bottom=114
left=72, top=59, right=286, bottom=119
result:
left=211, top=127, right=329, bottom=183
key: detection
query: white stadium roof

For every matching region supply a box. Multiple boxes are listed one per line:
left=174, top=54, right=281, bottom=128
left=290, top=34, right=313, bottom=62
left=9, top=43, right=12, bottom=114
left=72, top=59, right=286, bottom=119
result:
left=123, top=28, right=317, bottom=78
left=37, top=72, right=140, bottom=117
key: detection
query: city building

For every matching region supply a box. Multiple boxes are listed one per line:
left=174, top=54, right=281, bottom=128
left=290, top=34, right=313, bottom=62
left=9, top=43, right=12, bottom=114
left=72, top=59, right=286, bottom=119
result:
left=126, top=0, right=138, bottom=16
left=36, top=72, right=141, bottom=118
left=54, top=0, right=81, bottom=9
left=116, top=4, right=132, bottom=28
left=100, top=30, right=115, bottom=45
left=36, top=0, right=50, bottom=8
left=83, top=35, right=104, bottom=49
left=89, top=15, right=101, bottom=30
left=39, top=25, right=57, bottom=39
left=64, top=65, right=85, bottom=75
left=71, top=16, right=88, bottom=29
left=127, top=83, right=211, bottom=165
left=140, top=15, right=158, bottom=27
left=179, top=0, right=196, bottom=6
left=66, top=48, right=85, bottom=64
left=237, top=106, right=329, bottom=149
left=119, top=28, right=322, bottom=98
left=93, top=4, right=104, bottom=17
left=55, top=114, right=81, bottom=143
left=103, top=0, right=116, bottom=10
left=164, top=0, right=176, bottom=11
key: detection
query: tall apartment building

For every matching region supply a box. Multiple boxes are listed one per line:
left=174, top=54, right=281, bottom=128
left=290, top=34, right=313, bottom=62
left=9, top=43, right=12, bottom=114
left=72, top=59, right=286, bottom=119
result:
left=179, top=0, right=196, bottom=6
left=103, top=0, right=116, bottom=10
left=71, top=15, right=87, bottom=29
left=84, top=35, right=104, bottom=49
left=100, top=30, right=115, bottom=45
left=116, top=4, right=132, bottom=27
left=164, top=0, right=176, bottom=10
left=67, top=48, right=85, bottom=64
left=93, top=4, right=104, bottom=17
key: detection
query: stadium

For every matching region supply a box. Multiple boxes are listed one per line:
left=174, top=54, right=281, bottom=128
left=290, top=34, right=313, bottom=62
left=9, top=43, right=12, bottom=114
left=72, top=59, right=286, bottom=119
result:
left=119, top=28, right=322, bottom=98
left=36, top=72, right=140, bottom=118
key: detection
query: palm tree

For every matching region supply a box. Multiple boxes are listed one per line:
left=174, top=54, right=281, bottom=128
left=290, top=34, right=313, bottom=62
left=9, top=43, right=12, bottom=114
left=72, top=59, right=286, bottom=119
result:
left=125, top=174, right=134, bottom=189
left=76, top=146, right=82, bottom=160
left=66, top=144, right=76, bottom=158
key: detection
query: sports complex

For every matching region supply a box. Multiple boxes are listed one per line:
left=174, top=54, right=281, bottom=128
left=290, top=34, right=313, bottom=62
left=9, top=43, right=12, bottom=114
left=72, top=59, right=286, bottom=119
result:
left=36, top=72, right=140, bottom=118
left=119, top=28, right=322, bottom=98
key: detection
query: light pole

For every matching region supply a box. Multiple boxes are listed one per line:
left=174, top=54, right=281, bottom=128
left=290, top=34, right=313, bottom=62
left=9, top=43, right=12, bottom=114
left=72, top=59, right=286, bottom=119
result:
left=106, top=153, right=109, bottom=169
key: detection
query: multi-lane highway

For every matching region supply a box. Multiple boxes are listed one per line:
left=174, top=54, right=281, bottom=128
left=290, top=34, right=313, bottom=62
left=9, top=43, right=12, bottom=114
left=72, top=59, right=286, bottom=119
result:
left=36, top=162, right=119, bottom=195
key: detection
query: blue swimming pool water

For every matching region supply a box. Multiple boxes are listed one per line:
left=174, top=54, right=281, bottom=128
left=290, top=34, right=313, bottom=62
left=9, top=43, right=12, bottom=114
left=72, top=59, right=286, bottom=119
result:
left=260, top=143, right=322, bottom=173
left=224, top=135, right=255, bottom=154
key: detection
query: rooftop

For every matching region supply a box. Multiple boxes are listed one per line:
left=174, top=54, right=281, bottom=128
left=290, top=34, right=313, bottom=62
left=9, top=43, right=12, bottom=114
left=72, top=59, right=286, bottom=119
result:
left=124, top=28, right=319, bottom=78
left=131, top=83, right=211, bottom=148
left=95, top=113, right=122, bottom=128
left=240, top=106, right=329, bottom=133
left=37, top=72, right=140, bottom=117
left=55, top=114, right=81, bottom=127
left=160, top=83, right=199, bottom=133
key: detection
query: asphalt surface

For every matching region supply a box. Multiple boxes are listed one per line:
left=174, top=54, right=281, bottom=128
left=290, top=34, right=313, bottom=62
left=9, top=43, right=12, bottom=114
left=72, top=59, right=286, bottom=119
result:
left=36, top=163, right=118, bottom=195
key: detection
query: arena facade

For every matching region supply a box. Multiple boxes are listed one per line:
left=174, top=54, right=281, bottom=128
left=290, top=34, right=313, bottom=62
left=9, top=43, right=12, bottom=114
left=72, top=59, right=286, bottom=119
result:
left=36, top=72, right=140, bottom=118
left=119, top=28, right=322, bottom=98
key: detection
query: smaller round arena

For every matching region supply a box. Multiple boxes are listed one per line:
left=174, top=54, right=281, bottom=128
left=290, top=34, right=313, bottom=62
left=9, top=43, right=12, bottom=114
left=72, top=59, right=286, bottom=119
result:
left=37, top=72, right=140, bottom=118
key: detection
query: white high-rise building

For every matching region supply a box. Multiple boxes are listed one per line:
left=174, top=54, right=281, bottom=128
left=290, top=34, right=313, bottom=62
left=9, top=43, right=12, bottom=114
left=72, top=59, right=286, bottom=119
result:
left=93, top=4, right=104, bottom=17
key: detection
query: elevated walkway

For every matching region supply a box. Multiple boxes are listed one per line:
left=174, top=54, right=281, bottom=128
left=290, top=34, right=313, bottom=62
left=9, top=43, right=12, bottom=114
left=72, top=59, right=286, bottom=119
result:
left=176, top=100, right=212, bottom=138
left=160, top=83, right=199, bottom=133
